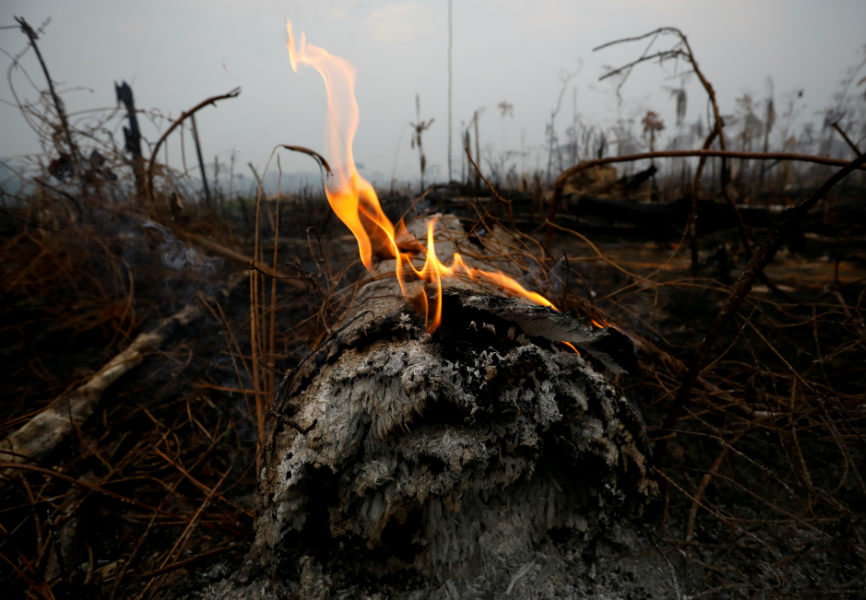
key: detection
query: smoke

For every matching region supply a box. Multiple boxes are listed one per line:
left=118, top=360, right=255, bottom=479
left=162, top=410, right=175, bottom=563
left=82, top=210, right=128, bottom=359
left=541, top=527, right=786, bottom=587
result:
left=140, top=220, right=216, bottom=274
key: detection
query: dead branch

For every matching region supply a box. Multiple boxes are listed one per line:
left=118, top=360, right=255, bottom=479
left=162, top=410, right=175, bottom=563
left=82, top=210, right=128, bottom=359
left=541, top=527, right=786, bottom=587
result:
left=464, top=146, right=516, bottom=230
left=175, top=227, right=310, bottom=289
left=14, top=17, right=82, bottom=185
left=685, top=431, right=745, bottom=546
left=593, top=26, right=685, bottom=53
left=654, top=151, right=866, bottom=464
left=146, top=87, right=241, bottom=204
left=598, top=49, right=688, bottom=83
left=545, top=148, right=863, bottom=252
left=0, top=272, right=246, bottom=485
left=595, top=27, right=725, bottom=157
left=595, top=26, right=729, bottom=271
left=832, top=121, right=863, bottom=156
left=276, top=144, right=332, bottom=177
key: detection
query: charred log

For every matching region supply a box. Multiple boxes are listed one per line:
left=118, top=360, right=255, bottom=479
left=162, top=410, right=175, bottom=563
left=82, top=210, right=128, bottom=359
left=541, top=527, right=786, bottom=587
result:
left=200, top=217, right=657, bottom=598
left=558, top=194, right=789, bottom=236
left=618, top=164, right=658, bottom=191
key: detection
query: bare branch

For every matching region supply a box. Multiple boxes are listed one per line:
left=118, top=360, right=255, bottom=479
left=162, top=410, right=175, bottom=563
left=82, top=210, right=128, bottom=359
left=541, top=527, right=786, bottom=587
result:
left=592, top=26, right=684, bottom=52
left=147, top=87, right=241, bottom=204
left=598, top=50, right=687, bottom=82
left=277, top=144, right=332, bottom=176
left=654, top=151, right=866, bottom=464
left=15, top=16, right=82, bottom=185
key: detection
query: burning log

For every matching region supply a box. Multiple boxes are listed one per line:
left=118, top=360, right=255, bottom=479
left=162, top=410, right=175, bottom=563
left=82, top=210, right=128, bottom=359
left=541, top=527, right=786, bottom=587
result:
left=198, top=25, right=655, bottom=597
left=204, top=216, right=656, bottom=598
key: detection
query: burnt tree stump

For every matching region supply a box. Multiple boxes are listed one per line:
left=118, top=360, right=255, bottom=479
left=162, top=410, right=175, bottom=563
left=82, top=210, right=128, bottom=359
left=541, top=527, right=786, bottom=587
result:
left=201, top=216, right=656, bottom=599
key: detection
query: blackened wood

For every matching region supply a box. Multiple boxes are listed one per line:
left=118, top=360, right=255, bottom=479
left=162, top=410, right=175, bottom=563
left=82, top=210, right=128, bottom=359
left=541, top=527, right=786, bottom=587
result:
left=203, top=216, right=657, bottom=598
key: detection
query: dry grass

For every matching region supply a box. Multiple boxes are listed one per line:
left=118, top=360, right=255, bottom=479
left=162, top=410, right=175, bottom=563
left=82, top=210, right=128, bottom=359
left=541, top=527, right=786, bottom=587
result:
left=1, top=20, right=864, bottom=598
left=2, top=153, right=864, bottom=598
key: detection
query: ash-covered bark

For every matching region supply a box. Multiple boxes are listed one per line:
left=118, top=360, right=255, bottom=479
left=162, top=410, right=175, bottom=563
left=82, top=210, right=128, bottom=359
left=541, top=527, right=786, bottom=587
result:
left=194, top=216, right=658, bottom=599
left=204, top=277, right=656, bottom=598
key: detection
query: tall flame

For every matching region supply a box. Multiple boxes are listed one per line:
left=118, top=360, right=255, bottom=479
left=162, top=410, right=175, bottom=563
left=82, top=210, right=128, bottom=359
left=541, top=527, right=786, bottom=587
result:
left=286, top=22, right=562, bottom=333
left=287, top=23, right=398, bottom=271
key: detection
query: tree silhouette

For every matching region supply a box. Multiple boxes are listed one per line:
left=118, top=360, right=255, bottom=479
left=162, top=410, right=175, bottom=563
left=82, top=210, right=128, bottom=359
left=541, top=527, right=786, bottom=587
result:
left=410, top=94, right=434, bottom=192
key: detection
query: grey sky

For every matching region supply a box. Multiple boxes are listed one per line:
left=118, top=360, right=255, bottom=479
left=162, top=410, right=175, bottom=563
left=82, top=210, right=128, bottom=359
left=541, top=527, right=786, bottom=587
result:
left=1, top=0, right=864, bottom=185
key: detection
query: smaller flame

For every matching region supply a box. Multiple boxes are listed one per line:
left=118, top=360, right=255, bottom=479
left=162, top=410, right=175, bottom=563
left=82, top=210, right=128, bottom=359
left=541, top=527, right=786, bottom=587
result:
left=286, top=22, right=600, bottom=340
left=418, top=217, right=556, bottom=331
left=561, top=341, right=581, bottom=355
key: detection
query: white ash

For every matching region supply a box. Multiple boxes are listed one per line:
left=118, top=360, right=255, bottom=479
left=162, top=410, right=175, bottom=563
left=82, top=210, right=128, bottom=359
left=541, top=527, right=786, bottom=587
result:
left=229, top=285, right=657, bottom=597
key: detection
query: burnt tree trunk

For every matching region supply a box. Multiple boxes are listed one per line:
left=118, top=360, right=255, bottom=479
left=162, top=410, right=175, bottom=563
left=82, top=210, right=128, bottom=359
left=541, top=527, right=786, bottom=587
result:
left=201, top=216, right=656, bottom=599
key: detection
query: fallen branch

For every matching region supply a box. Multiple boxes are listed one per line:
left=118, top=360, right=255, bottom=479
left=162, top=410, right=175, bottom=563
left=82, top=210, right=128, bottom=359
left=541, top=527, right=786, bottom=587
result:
left=177, top=228, right=310, bottom=289
left=0, top=272, right=246, bottom=485
left=545, top=148, right=862, bottom=252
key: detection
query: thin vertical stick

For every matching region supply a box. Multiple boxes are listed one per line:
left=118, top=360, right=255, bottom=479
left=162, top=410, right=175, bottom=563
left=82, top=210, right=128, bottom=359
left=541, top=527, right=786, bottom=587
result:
left=251, top=180, right=263, bottom=472
left=145, top=87, right=240, bottom=204
left=268, top=195, right=281, bottom=414
left=447, top=0, right=453, bottom=183
left=191, top=113, right=213, bottom=209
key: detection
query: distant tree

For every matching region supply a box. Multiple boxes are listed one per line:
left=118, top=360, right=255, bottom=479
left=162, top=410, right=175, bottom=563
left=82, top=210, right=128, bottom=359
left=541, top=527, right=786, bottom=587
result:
left=469, top=107, right=485, bottom=189
left=497, top=100, right=514, bottom=177
left=497, top=100, right=513, bottom=141
left=546, top=69, right=576, bottom=180
left=410, top=94, right=434, bottom=192
left=665, top=86, right=687, bottom=127
left=641, top=110, right=665, bottom=156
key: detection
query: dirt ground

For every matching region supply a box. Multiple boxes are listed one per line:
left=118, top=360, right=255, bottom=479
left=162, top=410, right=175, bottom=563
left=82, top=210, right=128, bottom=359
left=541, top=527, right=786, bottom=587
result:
left=1, top=182, right=864, bottom=598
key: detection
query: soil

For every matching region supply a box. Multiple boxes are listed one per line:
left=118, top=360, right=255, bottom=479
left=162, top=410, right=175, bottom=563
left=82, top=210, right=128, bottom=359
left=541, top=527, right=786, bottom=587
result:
left=1, top=183, right=864, bottom=599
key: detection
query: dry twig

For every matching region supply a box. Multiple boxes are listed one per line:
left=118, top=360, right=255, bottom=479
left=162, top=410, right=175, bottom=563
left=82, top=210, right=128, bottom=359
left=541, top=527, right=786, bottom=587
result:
left=146, top=88, right=241, bottom=205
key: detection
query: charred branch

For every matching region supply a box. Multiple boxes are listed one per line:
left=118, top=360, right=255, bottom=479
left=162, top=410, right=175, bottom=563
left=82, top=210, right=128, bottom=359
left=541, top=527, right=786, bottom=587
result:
left=655, top=151, right=866, bottom=464
left=146, top=87, right=241, bottom=206
left=0, top=272, right=246, bottom=485
left=545, top=148, right=864, bottom=251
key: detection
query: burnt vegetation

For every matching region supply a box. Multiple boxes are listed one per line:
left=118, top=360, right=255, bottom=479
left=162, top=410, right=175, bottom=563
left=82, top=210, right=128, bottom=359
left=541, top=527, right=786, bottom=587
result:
left=1, top=18, right=865, bottom=599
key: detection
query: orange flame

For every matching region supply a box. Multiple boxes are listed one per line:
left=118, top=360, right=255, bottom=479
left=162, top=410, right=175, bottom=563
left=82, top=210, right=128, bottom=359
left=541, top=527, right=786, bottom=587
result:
left=286, top=22, right=579, bottom=335
left=286, top=23, right=398, bottom=271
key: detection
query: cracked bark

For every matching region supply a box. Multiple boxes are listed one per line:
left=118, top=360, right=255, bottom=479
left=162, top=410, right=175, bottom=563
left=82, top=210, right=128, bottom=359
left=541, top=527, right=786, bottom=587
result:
left=201, top=216, right=656, bottom=599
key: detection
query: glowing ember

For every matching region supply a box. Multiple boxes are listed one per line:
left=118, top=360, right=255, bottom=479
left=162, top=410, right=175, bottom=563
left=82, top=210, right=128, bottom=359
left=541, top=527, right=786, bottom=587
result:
left=286, top=22, right=575, bottom=334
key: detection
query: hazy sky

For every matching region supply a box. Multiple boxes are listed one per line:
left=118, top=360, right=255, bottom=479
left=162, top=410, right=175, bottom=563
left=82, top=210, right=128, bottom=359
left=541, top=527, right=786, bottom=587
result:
left=1, top=0, right=864, bottom=185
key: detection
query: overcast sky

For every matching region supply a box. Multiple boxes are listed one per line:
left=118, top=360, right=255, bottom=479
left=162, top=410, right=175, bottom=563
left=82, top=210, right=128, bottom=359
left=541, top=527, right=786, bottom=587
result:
left=1, top=0, right=864, bottom=186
